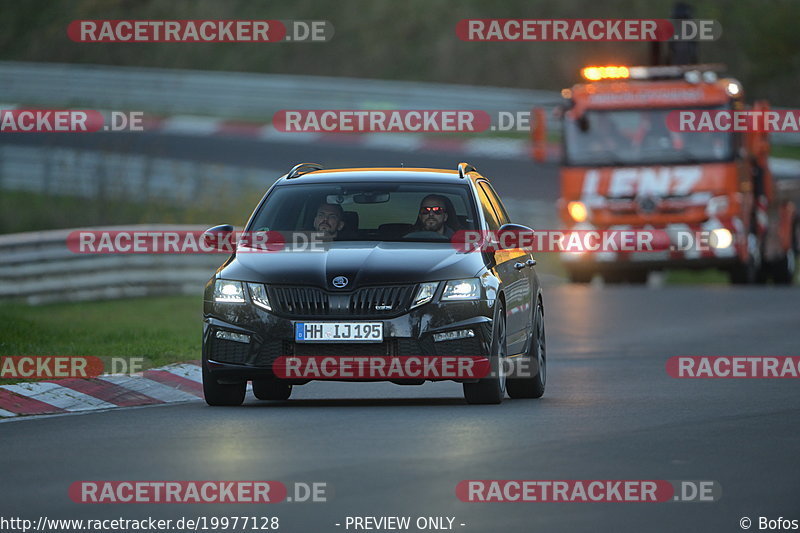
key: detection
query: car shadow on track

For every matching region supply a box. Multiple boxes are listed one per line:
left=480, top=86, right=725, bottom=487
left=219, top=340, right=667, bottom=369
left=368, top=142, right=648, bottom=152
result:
left=238, top=397, right=472, bottom=408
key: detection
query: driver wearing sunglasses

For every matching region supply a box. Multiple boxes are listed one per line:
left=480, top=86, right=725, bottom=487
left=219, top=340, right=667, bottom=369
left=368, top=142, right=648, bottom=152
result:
left=411, top=194, right=454, bottom=237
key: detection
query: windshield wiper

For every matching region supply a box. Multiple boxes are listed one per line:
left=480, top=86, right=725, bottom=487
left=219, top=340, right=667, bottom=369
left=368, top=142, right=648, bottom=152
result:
left=637, top=149, right=702, bottom=164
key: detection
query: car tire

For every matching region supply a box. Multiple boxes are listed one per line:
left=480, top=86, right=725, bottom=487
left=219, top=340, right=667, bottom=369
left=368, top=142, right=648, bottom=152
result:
left=202, top=363, right=246, bottom=406
left=252, top=379, right=293, bottom=401
left=463, top=303, right=506, bottom=405
left=507, top=300, right=546, bottom=399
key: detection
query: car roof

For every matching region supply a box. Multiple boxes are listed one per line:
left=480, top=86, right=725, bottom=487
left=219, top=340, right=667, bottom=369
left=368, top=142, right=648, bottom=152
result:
left=276, top=167, right=483, bottom=185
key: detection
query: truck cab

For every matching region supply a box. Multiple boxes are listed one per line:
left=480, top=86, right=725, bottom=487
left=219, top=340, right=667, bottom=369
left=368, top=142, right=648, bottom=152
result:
left=557, top=64, right=797, bottom=284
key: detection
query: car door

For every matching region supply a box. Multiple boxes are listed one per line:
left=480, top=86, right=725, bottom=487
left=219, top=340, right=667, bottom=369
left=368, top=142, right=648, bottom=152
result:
left=475, top=180, right=531, bottom=355
left=482, top=182, right=539, bottom=349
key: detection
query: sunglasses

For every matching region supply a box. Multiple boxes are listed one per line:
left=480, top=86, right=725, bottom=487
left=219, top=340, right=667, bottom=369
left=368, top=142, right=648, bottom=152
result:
left=419, top=206, right=445, bottom=215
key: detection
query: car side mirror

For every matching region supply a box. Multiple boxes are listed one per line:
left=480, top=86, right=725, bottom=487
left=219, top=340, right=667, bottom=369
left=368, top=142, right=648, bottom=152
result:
left=203, top=224, right=235, bottom=251
left=497, top=223, right=535, bottom=251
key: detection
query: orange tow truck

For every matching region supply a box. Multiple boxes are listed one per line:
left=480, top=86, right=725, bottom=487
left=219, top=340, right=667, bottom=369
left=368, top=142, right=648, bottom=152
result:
left=554, top=64, right=798, bottom=284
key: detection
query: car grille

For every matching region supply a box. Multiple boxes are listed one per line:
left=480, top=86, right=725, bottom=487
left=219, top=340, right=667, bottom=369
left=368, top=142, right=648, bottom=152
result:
left=293, top=342, right=395, bottom=357
left=208, top=337, right=250, bottom=364
left=253, top=340, right=286, bottom=366
left=294, top=339, right=426, bottom=357
left=270, top=338, right=481, bottom=359
left=211, top=330, right=486, bottom=368
left=431, top=336, right=483, bottom=356
left=268, top=285, right=415, bottom=318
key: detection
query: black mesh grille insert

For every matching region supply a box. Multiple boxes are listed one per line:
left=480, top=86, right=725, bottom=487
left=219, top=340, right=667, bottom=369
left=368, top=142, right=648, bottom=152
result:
left=253, top=339, right=285, bottom=366
left=249, top=337, right=484, bottom=367
left=432, top=336, right=483, bottom=356
left=350, top=285, right=415, bottom=315
left=269, top=285, right=415, bottom=318
left=397, top=338, right=427, bottom=356
left=208, top=337, right=250, bottom=364
left=253, top=339, right=428, bottom=362
left=270, top=287, right=329, bottom=315
left=293, top=342, right=394, bottom=357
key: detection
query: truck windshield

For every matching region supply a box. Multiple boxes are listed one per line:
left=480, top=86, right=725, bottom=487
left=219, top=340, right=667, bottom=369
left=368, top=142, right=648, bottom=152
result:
left=563, top=106, right=735, bottom=166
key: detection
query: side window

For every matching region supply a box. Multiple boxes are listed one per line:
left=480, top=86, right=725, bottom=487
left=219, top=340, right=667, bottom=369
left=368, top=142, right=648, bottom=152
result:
left=475, top=183, right=501, bottom=231
left=479, top=182, right=510, bottom=225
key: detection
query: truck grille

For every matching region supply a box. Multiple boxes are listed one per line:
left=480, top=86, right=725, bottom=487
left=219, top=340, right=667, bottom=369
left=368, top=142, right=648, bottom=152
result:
left=268, top=285, right=415, bottom=318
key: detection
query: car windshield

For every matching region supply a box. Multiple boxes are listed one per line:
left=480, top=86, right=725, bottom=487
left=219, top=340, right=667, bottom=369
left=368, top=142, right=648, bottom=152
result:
left=563, top=106, right=735, bottom=166
left=248, top=181, right=478, bottom=242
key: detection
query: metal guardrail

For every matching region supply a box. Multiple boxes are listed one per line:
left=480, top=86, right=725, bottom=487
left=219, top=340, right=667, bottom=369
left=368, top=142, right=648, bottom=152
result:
left=0, top=225, right=224, bottom=305
left=0, top=202, right=560, bottom=306
left=2, top=61, right=798, bottom=145
left=0, top=61, right=563, bottom=125
left=0, top=144, right=281, bottom=205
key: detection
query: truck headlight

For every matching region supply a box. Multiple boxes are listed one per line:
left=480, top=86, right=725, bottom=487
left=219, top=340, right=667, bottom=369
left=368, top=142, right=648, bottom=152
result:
left=441, top=278, right=481, bottom=301
left=214, top=280, right=245, bottom=303
left=710, top=228, right=733, bottom=249
left=411, top=282, right=439, bottom=309
left=247, top=283, right=272, bottom=311
left=568, top=201, right=588, bottom=222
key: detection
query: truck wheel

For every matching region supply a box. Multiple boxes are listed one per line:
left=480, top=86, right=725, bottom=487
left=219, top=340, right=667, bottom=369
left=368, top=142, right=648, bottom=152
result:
left=252, top=379, right=292, bottom=400
left=772, top=253, right=796, bottom=285
left=773, top=219, right=798, bottom=285
left=567, top=270, right=593, bottom=283
left=603, top=271, right=627, bottom=284
left=625, top=270, right=649, bottom=284
left=202, top=363, right=246, bottom=406
left=730, top=233, right=761, bottom=285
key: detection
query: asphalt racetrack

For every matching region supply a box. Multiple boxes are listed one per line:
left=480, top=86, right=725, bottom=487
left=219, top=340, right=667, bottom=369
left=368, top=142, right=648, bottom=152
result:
left=1, top=132, right=798, bottom=532
left=1, top=284, right=798, bottom=532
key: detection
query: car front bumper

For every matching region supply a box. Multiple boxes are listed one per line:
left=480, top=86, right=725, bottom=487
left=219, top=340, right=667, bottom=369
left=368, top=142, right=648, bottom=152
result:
left=202, top=299, right=496, bottom=384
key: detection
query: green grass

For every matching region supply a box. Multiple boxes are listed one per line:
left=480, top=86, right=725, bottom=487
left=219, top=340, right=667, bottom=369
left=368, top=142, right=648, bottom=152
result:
left=771, top=144, right=800, bottom=160
left=0, top=296, right=201, bottom=384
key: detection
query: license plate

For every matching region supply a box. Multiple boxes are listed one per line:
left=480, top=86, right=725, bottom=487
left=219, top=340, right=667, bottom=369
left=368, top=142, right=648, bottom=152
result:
left=295, top=322, right=383, bottom=343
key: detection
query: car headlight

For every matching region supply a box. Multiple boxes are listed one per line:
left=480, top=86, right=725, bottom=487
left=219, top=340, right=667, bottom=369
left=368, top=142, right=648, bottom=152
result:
left=411, top=282, right=439, bottom=309
left=247, top=283, right=272, bottom=311
left=214, top=280, right=245, bottom=303
left=441, top=278, right=481, bottom=301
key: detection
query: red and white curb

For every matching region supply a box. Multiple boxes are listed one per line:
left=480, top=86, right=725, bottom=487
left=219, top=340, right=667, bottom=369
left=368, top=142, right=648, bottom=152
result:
left=63, top=113, right=800, bottom=171
left=0, top=361, right=212, bottom=419
left=0, top=103, right=554, bottom=161
left=153, top=115, right=553, bottom=159
left=2, top=104, right=799, bottom=171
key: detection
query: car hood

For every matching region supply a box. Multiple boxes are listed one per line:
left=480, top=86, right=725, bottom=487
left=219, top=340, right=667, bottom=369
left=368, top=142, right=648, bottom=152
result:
left=219, top=241, right=485, bottom=288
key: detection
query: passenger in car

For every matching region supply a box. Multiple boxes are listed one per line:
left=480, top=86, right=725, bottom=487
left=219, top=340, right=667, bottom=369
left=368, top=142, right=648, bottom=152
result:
left=313, top=202, right=345, bottom=239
